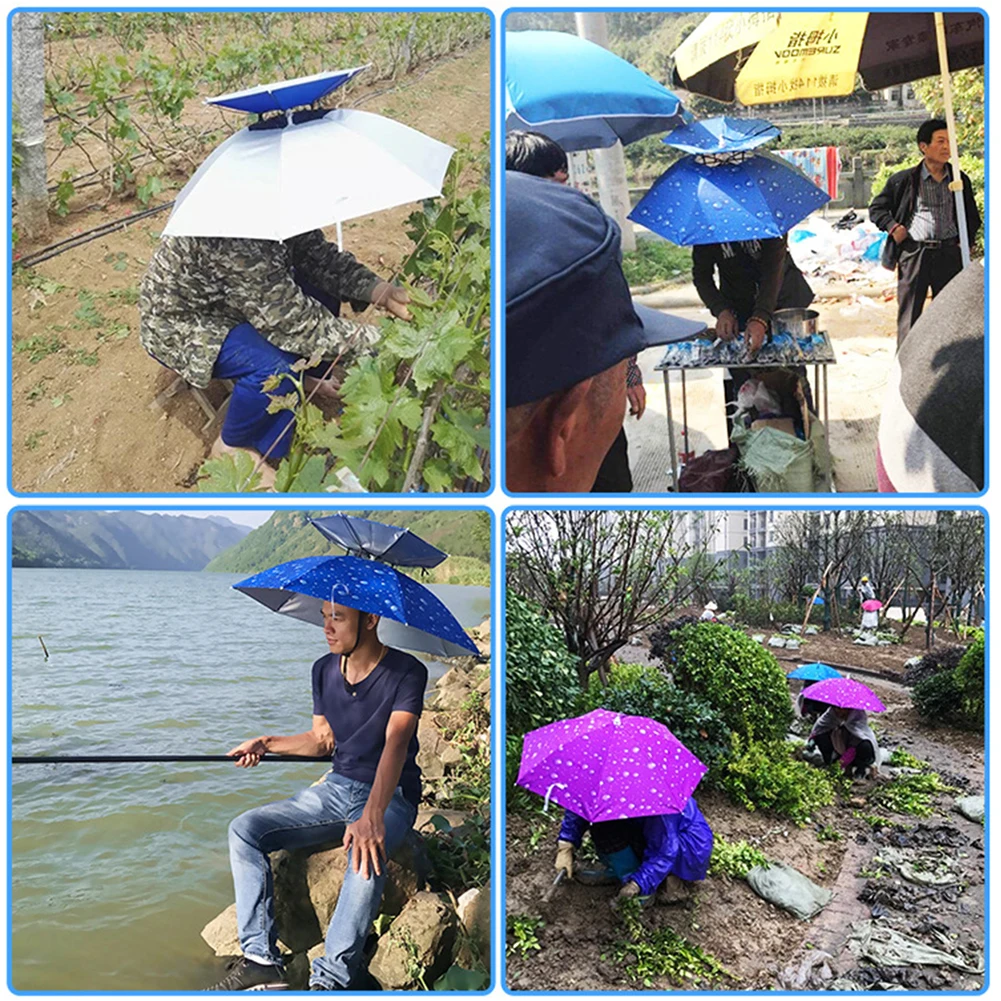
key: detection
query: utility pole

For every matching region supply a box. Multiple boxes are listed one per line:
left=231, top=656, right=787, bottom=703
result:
left=12, top=11, right=49, bottom=240
left=574, top=12, right=636, bottom=251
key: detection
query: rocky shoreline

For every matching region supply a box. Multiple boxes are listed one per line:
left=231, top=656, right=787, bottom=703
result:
left=200, top=619, right=492, bottom=990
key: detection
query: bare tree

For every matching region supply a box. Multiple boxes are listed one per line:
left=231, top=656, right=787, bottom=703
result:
left=506, top=510, right=722, bottom=687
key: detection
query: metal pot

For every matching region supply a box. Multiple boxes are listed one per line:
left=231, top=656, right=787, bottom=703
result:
left=771, top=308, right=819, bottom=337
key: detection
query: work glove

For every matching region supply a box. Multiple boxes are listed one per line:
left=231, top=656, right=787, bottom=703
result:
left=617, top=880, right=641, bottom=899
left=370, top=281, right=412, bottom=320
left=555, top=840, right=574, bottom=877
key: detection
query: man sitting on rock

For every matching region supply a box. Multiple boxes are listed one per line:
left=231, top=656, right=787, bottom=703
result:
left=208, top=598, right=427, bottom=991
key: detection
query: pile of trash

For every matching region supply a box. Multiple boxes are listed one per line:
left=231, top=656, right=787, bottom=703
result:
left=788, top=215, right=896, bottom=284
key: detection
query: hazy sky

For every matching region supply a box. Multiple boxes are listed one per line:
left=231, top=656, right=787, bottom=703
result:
left=139, top=510, right=276, bottom=529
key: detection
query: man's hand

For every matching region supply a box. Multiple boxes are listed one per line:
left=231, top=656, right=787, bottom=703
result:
left=715, top=308, right=739, bottom=340
left=746, top=317, right=768, bottom=354
left=891, top=224, right=909, bottom=245
left=371, top=282, right=412, bottom=321
left=555, top=840, right=574, bottom=877
left=228, top=737, right=268, bottom=768
left=344, top=811, right=387, bottom=880
left=627, top=384, right=646, bottom=420
left=610, top=880, right=642, bottom=912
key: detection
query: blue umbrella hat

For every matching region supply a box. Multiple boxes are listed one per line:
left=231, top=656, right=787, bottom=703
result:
left=787, top=663, right=843, bottom=682
left=662, top=116, right=780, bottom=154
left=628, top=150, right=830, bottom=246
left=309, top=514, right=447, bottom=569
left=234, top=555, right=480, bottom=659
left=506, top=30, right=688, bottom=151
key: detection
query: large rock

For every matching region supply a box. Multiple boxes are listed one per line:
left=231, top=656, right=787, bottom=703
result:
left=368, top=892, right=458, bottom=989
left=201, top=904, right=293, bottom=958
left=431, top=683, right=474, bottom=711
left=455, top=884, right=490, bottom=973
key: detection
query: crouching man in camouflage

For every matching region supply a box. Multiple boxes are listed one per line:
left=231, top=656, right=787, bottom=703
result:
left=139, top=230, right=410, bottom=485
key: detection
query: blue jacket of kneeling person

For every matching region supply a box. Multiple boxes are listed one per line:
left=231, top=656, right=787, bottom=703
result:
left=558, top=797, right=714, bottom=896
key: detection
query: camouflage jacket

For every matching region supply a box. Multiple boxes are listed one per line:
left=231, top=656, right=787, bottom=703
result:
left=139, top=230, right=383, bottom=388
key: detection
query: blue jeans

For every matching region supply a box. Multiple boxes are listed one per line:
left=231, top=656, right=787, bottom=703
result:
left=227, top=771, right=417, bottom=988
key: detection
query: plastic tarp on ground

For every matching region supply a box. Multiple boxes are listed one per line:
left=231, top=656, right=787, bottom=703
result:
left=746, top=862, right=834, bottom=920
left=847, top=920, right=984, bottom=974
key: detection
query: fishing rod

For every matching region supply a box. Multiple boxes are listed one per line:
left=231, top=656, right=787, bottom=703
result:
left=12, top=755, right=330, bottom=764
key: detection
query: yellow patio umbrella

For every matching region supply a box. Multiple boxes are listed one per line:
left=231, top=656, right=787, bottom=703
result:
left=673, top=11, right=984, bottom=264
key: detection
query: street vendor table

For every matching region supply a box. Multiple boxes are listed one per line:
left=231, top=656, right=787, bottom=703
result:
left=654, top=331, right=837, bottom=491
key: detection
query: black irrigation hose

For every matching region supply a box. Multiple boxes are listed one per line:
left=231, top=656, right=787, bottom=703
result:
left=12, top=754, right=329, bottom=764
left=14, top=200, right=174, bottom=269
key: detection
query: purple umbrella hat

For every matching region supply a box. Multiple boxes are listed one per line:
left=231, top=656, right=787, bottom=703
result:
left=516, top=708, right=707, bottom=823
left=805, top=677, right=887, bottom=713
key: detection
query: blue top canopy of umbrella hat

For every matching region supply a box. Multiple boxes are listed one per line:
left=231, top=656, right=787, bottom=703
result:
left=233, top=555, right=480, bottom=659
left=309, top=515, right=447, bottom=569
left=207, top=66, right=370, bottom=114
left=505, top=30, right=689, bottom=152
left=787, top=662, right=843, bottom=682
left=662, top=116, right=780, bottom=154
left=628, top=150, right=831, bottom=247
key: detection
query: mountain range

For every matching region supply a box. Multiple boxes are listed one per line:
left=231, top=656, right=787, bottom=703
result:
left=11, top=511, right=250, bottom=571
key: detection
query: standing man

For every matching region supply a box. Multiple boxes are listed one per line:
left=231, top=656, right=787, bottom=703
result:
left=869, top=119, right=981, bottom=345
left=207, top=599, right=426, bottom=991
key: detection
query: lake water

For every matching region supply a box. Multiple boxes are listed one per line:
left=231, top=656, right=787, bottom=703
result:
left=10, top=568, right=489, bottom=992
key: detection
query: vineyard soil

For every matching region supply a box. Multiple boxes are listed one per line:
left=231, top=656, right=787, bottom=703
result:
left=12, top=42, right=489, bottom=493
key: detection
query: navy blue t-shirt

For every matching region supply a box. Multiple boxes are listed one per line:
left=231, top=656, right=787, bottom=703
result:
left=312, top=647, right=427, bottom=807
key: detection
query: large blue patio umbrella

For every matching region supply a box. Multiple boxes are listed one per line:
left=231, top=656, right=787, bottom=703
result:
left=629, top=151, right=830, bottom=246
left=787, top=662, right=843, bottom=682
left=234, top=555, right=480, bottom=659
left=662, top=116, right=779, bottom=155
left=310, top=514, right=447, bottom=568
left=505, top=30, right=688, bottom=151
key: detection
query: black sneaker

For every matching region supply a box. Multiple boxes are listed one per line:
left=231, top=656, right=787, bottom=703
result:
left=207, top=957, right=289, bottom=991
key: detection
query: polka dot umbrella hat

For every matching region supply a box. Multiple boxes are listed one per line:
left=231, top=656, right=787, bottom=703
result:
left=803, top=676, right=886, bottom=713
left=517, top=708, right=707, bottom=823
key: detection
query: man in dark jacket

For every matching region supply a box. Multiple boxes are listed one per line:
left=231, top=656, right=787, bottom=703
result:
left=869, top=119, right=981, bottom=346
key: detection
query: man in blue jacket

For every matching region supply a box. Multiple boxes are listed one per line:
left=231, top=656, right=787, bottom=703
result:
left=868, top=119, right=981, bottom=346
left=554, top=798, right=713, bottom=907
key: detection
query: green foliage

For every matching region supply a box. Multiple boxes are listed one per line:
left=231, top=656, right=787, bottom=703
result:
left=888, top=747, right=925, bottom=770
left=620, top=238, right=692, bottom=288
left=666, top=624, right=793, bottom=742
left=707, top=837, right=768, bottom=879
left=871, top=772, right=953, bottom=817
left=782, top=123, right=915, bottom=168
left=422, top=813, right=489, bottom=895
left=720, top=735, right=835, bottom=826
left=954, top=632, right=984, bottom=729
left=912, top=67, right=984, bottom=152
left=194, top=451, right=267, bottom=492
left=729, top=594, right=801, bottom=628
left=815, top=824, right=843, bottom=843
left=613, top=897, right=731, bottom=988
left=577, top=663, right=732, bottom=780
left=14, top=333, right=65, bottom=363
left=507, top=914, right=543, bottom=958
left=911, top=670, right=964, bottom=726
left=433, top=966, right=489, bottom=991
left=505, top=593, right=580, bottom=738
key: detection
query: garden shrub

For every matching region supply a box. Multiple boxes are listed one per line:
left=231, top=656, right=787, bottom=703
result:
left=954, top=632, right=984, bottom=729
left=663, top=623, right=794, bottom=742
left=577, top=663, right=732, bottom=780
left=730, top=595, right=801, bottom=628
left=647, top=615, right=701, bottom=663
left=720, top=735, right=835, bottom=826
left=911, top=670, right=963, bottom=725
left=903, top=644, right=966, bottom=687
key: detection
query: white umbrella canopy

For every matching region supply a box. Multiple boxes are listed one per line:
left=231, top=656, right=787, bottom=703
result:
left=162, top=108, right=455, bottom=241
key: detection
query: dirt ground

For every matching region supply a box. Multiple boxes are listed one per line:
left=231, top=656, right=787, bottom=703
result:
left=506, top=673, right=985, bottom=992
left=11, top=41, right=490, bottom=494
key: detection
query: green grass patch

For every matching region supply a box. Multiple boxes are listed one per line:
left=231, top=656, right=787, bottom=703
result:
left=871, top=772, right=954, bottom=817
left=15, top=333, right=66, bottom=363
left=621, top=238, right=692, bottom=288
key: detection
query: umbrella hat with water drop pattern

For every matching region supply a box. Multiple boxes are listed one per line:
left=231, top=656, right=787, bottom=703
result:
left=804, top=677, right=886, bottom=713
left=517, top=708, right=707, bottom=823
left=787, top=662, right=842, bottom=682
left=662, top=116, right=780, bottom=154
left=234, top=554, right=479, bottom=659
left=629, top=150, right=830, bottom=246
left=309, top=514, right=447, bottom=568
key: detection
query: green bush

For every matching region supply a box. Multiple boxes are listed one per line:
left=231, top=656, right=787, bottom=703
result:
left=954, top=632, right=984, bottom=729
left=708, top=837, right=769, bottom=879
left=911, top=670, right=964, bottom=727
left=720, top=736, right=835, bottom=826
left=577, top=663, right=732, bottom=779
left=620, top=238, right=692, bottom=288
left=730, top=594, right=801, bottom=628
left=505, top=592, right=580, bottom=738
left=665, top=623, right=794, bottom=742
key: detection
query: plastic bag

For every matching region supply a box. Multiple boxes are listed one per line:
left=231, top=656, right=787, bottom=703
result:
left=731, top=423, right=816, bottom=492
left=746, top=862, right=833, bottom=920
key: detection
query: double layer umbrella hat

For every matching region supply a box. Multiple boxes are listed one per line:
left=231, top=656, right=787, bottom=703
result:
left=162, top=67, right=455, bottom=241
left=787, top=662, right=842, bottom=682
